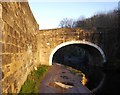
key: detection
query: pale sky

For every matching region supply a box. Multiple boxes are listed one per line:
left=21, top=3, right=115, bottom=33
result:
left=28, top=1, right=118, bottom=29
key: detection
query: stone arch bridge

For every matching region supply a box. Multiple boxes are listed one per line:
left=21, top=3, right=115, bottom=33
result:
left=2, top=2, right=119, bottom=93
left=37, top=28, right=106, bottom=67
left=0, top=0, right=120, bottom=93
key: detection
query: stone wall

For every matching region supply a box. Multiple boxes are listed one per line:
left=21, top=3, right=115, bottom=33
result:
left=0, top=2, right=39, bottom=93
left=37, top=28, right=105, bottom=66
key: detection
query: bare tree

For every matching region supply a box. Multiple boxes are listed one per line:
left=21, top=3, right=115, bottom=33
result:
left=59, top=18, right=75, bottom=28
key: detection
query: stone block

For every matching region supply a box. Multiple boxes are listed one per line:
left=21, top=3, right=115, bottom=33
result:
left=5, top=35, right=11, bottom=43
left=2, top=54, right=6, bottom=66
left=6, top=55, right=11, bottom=65
left=0, top=4, right=2, bottom=19
left=0, top=42, right=2, bottom=53
left=2, top=31, right=5, bottom=43
left=0, top=55, right=2, bottom=67
left=10, top=44, right=14, bottom=53
left=12, top=45, right=15, bottom=53
left=2, top=43, right=5, bottom=53
left=0, top=29, right=2, bottom=42
left=5, top=44, right=9, bottom=53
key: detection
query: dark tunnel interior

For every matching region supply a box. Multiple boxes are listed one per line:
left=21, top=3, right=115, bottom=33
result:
left=52, top=44, right=104, bottom=71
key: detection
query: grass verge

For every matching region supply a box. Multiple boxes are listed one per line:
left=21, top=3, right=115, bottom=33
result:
left=19, top=65, right=50, bottom=94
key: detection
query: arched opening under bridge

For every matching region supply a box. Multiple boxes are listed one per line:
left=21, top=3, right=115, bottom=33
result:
left=49, top=41, right=106, bottom=68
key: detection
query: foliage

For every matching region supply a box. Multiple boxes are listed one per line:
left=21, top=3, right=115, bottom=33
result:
left=59, top=9, right=119, bottom=31
left=74, top=9, right=118, bottom=31
left=19, top=65, right=50, bottom=94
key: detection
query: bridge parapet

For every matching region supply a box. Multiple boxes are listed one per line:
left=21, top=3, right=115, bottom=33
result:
left=39, top=28, right=104, bottom=47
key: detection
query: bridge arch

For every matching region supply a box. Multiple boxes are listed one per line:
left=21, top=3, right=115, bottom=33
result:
left=49, top=41, right=106, bottom=66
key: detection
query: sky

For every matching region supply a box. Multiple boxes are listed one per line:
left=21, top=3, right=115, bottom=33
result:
left=28, top=1, right=119, bottom=29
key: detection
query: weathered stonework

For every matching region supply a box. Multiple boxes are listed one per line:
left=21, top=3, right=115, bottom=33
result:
left=1, top=2, right=39, bottom=93
left=37, top=28, right=106, bottom=67
left=37, top=28, right=119, bottom=67
left=0, top=1, right=119, bottom=94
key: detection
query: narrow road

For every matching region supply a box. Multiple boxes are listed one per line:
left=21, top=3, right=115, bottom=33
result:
left=39, top=63, right=93, bottom=94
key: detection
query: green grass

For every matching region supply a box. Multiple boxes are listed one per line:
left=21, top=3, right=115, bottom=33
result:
left=19, top=65, right=50, bottom=94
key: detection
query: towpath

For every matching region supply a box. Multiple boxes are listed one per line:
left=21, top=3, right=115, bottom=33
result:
left=39, top=63, right=93, bottom=94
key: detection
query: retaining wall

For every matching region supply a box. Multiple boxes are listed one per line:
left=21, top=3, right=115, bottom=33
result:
left=0, top=2, right=39, bottom=93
